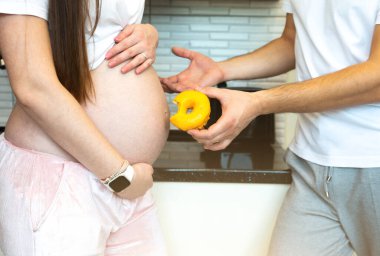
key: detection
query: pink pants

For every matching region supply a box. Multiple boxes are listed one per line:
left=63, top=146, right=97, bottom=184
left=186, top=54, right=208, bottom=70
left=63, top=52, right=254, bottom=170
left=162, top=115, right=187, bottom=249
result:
left=0, top=134, right=167, bottom=256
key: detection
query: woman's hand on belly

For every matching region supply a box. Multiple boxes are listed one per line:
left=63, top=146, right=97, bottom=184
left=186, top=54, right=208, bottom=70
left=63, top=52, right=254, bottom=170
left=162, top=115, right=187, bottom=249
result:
left=106, top=24, right=158, bottom=74
left=116, top=163, right=154, bottom=200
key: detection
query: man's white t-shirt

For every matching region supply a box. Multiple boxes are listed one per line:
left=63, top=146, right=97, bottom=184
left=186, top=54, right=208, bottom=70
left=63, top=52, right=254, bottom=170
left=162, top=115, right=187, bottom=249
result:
left=283, top=0, right=380, bottom=167
left=0, top=0, right=145, bottom=70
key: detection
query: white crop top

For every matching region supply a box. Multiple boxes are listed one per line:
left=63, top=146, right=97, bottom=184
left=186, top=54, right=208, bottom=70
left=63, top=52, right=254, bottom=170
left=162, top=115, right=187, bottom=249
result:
left=0, top=0, right=145, bottom=70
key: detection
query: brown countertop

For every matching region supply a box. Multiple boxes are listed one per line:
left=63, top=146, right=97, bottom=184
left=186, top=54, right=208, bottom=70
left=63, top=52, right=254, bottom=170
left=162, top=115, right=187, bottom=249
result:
left=153, top=130, right=291, bottom=184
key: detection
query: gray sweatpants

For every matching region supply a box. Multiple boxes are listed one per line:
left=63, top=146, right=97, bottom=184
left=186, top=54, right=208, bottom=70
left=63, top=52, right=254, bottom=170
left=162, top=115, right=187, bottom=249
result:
left=268, top=150, right=380, bottom=256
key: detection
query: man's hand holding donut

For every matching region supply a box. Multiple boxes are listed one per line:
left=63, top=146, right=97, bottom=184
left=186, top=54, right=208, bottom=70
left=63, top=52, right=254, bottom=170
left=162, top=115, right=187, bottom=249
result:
left=188, top=87, right=262, bottom=151
left=162, top=48, right=263, bottom=150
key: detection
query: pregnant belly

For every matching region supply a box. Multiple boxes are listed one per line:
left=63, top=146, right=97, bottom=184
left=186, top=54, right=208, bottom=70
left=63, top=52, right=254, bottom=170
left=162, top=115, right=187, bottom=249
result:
left=84, top=61, right=170, bottom=164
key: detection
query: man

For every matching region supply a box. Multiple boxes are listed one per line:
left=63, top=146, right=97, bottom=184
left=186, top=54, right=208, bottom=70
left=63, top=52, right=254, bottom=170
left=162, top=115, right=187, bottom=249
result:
left=161, top=1, right=380, bottom=255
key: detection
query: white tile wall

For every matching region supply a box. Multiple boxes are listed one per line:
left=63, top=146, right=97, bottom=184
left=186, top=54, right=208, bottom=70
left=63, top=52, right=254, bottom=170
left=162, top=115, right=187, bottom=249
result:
left=0, top=0, right=289, bottom=145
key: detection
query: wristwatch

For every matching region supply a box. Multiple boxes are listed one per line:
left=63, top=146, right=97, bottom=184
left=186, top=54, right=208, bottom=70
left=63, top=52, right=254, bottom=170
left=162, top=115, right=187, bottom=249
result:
left=101, top=161, right=135, bottom=193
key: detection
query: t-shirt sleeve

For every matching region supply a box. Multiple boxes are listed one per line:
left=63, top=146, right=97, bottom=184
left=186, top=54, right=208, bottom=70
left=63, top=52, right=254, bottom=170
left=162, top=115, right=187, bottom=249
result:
left=282, top=0, right=293, bottom=14
left=376, top=7, right=380, bottom=24
left=131, top=0, right=145, bottom=24
left=0, top=0, right=48, bottom=20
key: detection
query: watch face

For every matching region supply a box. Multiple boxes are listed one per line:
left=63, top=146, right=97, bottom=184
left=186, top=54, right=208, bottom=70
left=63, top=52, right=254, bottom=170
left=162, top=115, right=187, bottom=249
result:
left=109, top=176, right=131, bottom=193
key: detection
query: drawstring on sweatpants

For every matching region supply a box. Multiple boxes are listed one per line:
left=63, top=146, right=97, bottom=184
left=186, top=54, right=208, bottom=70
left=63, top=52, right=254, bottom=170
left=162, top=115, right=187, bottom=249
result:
left=325, top=168, right=332, bottom=198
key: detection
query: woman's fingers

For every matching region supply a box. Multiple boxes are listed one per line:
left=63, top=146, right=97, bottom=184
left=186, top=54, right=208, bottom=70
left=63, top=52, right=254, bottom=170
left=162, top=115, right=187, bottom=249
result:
left=135, top=58, right=154, bottom=74
left=108, top=41, right=152, bottom=69
left=106, top=27, right=137, bottom=61
left=114, top=25, right=134, bottom=43
left=120, top=52, right=153, bottom=74
left=106, top=24, right=157, bottom=73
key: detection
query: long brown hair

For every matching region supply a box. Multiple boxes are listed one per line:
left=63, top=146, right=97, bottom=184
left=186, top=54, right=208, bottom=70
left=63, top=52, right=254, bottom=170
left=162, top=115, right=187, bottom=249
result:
left=48, top=0, right=100, bottom=103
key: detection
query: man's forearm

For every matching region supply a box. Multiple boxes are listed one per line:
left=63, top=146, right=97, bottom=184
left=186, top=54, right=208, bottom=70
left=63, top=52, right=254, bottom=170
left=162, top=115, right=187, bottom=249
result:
left=220, top=37, right=296, bottom=82
left=256, top=61, right=380, bottom=115
left=219, top=14, right=296, bottom=82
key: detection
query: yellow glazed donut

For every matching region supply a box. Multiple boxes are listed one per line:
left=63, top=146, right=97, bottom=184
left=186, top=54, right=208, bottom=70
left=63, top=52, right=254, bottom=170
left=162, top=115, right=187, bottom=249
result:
left=170, top=90, right=211, bottom=131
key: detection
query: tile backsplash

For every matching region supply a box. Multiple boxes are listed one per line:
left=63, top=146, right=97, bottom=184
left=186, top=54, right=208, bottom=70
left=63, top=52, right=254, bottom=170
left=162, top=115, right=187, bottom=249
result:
left=0, top=0, right=289, bottom=146
left=0, top=69, right=13, bottom=126
left=145, top=0, right=286, bottom=89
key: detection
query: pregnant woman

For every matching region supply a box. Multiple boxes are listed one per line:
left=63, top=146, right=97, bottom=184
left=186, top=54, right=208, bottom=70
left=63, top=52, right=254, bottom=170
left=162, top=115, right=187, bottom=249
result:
left=0, top=0, right=169, bottom=255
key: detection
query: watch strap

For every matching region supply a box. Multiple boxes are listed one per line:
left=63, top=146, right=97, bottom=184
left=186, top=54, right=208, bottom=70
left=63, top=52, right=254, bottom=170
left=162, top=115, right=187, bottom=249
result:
left=101, top=160, right=130, bottom=185
left=124, top=164, right=135, bottom=182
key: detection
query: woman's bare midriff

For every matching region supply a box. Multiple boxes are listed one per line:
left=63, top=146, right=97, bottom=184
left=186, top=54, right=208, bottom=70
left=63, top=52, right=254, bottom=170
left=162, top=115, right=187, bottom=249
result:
left=4, top=61, right=170, bottom=165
